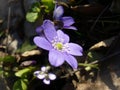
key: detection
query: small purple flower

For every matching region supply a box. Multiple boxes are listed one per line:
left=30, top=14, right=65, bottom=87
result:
left=34, top=66, right=56, bottom=85
left=33, top=20, right=83, bottom=69
left=53, top=5, right=77, bottom=30
left=35, top=20, right=55, bottom=35
left=53, top=5, right=64, bottom=20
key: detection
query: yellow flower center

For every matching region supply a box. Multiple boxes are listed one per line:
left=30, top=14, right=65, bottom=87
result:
left=55, top=42, right=63, bottom=50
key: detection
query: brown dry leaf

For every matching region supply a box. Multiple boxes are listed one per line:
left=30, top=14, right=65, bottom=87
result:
left=0, top=45, right=6, bottom=49
left=0, top=51, right=6, bottom=57
left=0, top=19, right=3, bottom=23
left=21, top=50, right=41, bottom=57
left=20, top=60, right=36, bottom=67
left=89, top=37, right=116, bottom=50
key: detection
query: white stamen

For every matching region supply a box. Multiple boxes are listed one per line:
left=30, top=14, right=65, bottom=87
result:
left=51, top=36, right=70, bottom=52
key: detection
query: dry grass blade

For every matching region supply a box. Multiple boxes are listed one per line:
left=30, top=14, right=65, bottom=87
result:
left=89, top=36, right=116, bottom=50
left=21, top=50, right=41, bottom=57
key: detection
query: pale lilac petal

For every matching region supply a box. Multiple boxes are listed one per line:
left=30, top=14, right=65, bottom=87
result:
left=41, top=66, right=46, bottom=72
left=64, top=54, right=78, bottom=69
left=43, top=79, right=50, bottom=85
left=54, top=6, right=64, bottom=20
left=66, top=43, right=83, bottom=56
left=48, top=73, right=56, bottom=80
left=57, top=30, right=69, bottom=43
left=34, top=71, right=40, bottom=76
left=43, top=20, right=57, bottom=41
left=41, top=66, right=50, bottom=71
left=49, top=49, right=65, bottom=67
left=62, top=17, right=75, bottom=26
left=34, top=71, right=45, bottom=79
left=37, top=74, right=46, bottom=79
left=63, top=26, right=77, bottom=30
left=33, top=36, right=52, bottom=50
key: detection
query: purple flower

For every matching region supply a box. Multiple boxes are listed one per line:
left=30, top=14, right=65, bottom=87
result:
left=33, top=20, right=83, bottom=69
left=34, top=66, right=56, bottom=85
left=53, top=5, right=64, bottom=20
left=53, top=5, right=77, bottom=30
left=36, top=26, right=43, bottom=35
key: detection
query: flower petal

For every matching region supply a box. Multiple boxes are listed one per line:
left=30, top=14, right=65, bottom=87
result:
left=64, top=54, right=78, bottom=69
left=34, top=71, right=40, bottom=76
left=43, top=20, right=57, bottom=42
left=62, top=17, right=75, bottom=26
left=48, top=73, right=56, bottom=80
left=37, top=74, right=46, bottom=79
left=66, top=43, right=83, bottom=56
left=41, top=66, right=46, bottom=72
left=54, top=5, right=64, bottom=20
left=33, top=36, right=52, bottom=50
left=43, top=79, right=50, bottom=85
left=34, top=71, right=45, bottom=79
left=63, top=26, right=77, bottom=30
left=49, top=49, right=65, bottom=67
left=36, top=26, right=43, bottom=34
left=57, top=30, right=69, bottom=43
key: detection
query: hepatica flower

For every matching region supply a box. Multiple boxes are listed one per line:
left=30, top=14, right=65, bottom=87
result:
left=36, top=5, right=76, bottom=34
left=53, top=5, right=77, bottom=30
left=34, top=20, right=83, bottom=69
left=36, top=25, right=43, bottom=35
left=34, top=66, right=56, bottom=85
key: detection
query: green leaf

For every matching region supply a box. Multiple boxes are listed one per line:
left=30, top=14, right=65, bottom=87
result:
left=0, top=67, right=3, bottom=75
left=26, top=12, right=38, bottom=22
left=0, top=55, right=15, bottom=62
left=32, top=6, right=41, bottom=12
left=0, top=31, right=4, bottom=37
left=41, top=0, right=55, bottom=13
left=13, top=79, right=28, bottom=90
left=15, top=67, right=35, bottom=78
left=31, top=2, right=41, bottom=12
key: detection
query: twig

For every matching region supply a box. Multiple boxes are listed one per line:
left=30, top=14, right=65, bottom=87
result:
left=5, top=6, right=11, bottom=53
left=60, top=68, right=81, bottom=79
left=60, top=51, right=120, bottom=79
